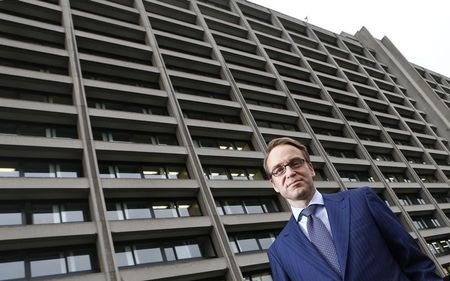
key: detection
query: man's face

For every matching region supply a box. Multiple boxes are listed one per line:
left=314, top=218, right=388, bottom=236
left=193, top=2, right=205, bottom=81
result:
left=266, top=144, right=316, bottom=207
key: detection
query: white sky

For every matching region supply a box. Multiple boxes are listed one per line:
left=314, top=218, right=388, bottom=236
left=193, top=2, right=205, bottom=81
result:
left=248, top=0, right=450, bottom=78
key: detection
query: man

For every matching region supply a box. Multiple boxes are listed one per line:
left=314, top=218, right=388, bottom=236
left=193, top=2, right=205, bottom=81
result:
left=264, top=137, right=443, bottom=281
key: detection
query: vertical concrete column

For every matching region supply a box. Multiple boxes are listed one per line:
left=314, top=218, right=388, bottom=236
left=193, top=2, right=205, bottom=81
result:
left=59, top=0, right=120, bottom=280
left=134, top=1, right=244, bottom=280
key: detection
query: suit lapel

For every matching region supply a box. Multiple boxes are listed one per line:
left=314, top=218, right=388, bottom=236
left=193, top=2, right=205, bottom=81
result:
left=324, top=193, right=350, bottom=279
left=284, top=216, right=341, bottom=280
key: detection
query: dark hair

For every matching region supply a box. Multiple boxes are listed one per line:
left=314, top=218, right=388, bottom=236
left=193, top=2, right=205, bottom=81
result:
left=264, top=137, right=310, bottom=177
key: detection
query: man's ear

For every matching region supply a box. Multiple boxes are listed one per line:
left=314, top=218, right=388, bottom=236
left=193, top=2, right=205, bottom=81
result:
left=308, top=162, right=315, bottom=177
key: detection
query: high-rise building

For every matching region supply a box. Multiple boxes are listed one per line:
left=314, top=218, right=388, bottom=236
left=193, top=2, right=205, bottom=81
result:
left=0, top=0, right=449, bottom=280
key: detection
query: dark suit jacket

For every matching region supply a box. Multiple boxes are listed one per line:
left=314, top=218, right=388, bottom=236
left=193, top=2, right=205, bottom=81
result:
left=268, top=187, right=442, bottom=281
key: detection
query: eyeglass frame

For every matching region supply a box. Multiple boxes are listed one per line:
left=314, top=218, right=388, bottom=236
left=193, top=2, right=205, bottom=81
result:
left=269, top=157, right=310, bottom=178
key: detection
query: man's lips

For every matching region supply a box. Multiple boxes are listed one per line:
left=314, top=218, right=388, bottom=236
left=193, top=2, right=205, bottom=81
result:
left=285, top=179, right=303, bottom=189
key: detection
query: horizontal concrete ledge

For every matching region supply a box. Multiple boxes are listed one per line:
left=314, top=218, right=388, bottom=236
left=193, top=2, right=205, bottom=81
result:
left=235, top=251, right=269, bottom=270
left=0, top=222, right=97, bottom=251
left=43, top=272, right=107, bottom=281
left=221, top=212, right=290, bottom=232
left=102, top=179, right=200, bottom=197
left=0, top=178, right=90, bottom=199
left=119, top=258, right=228, bottom=281
left=110, top=216, right=212, bottom=241
left=419, top=227, right=450, bottom=238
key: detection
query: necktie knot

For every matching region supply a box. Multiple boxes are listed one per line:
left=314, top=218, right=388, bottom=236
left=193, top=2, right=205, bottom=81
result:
left=300, top=204, right=318, bottom=218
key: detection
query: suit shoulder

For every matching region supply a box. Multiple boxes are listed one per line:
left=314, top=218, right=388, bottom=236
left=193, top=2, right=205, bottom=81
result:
left=269, top=217, right=294, bottom=252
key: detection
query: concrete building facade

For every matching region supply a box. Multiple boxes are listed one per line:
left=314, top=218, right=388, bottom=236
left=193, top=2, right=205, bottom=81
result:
left=0, top=0, right=449, bottom=280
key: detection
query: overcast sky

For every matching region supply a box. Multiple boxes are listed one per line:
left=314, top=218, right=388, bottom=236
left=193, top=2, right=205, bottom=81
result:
left=248, top=0, right=450, bottom=78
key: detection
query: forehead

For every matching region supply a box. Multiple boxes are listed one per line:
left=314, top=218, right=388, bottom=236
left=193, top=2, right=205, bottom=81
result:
left=266, top=144, right=305, bottom=168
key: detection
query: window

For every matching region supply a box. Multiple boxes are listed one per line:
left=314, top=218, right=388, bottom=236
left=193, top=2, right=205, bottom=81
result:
left=0, top=247, right=97, bottom=280
left=184, top=110, right=241, bottom=124
left=93, top=129, right=178, bottom=145
left=193, top=137, right=254, bottom=151
left=384, top=173, right=413, bottom=183
left=99, top=163, right=189, bottom=179
left=432, top=193, right=450, bottom=203
left=313, top=169, right=329, bottom=181
left=256, top=120, right=298, bottom=131
left=357, top=132, right=381, bottom=142
left=371, top=153, right=395, bottom=162
left=0, top=121, right=77, bottom=139
left=312, top=126, right=344, bottom=137
left=411, top=215, right=441, bottom=230
left=229, top=232, right=278, bottom=254
left=115, top=237, right=215, bottom=267
left=88, top=98, right=168, bottom=115
left=427, top=238, right=450, bottom=257
left=326, top=148, right=358, bottom=159
left=244, top=271, right=273, bottom=281
left=246, top=98, right=286, bottom=109
left=418, top=174, right=439, bottom=183
left=339, top=171, right=374, bottom=182
left=0, top=87, right=72, bottom=105
left=397, top=193, right=426, bottom=205
left=0, top=159, right=82, bottom=178
left=0, top=201, right=89, bottom=226
left=204, top=166, right=265, bottom=180
left=216, top=198, right=279, bottom=215
left=106, top=199, right=201, bottom=220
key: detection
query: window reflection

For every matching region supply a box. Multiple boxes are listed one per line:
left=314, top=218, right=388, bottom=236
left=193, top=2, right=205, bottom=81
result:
left=106, top=199, right=201, bottom=221
left=115, top=237, right=215, bottom=267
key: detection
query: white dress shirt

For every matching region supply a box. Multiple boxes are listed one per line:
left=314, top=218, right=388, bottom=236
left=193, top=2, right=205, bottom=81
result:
left=291, top=190, right=333, bottom=240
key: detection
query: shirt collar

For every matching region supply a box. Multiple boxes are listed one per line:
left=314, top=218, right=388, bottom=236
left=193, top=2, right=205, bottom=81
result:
left=291, top=190, right=324, bottom=221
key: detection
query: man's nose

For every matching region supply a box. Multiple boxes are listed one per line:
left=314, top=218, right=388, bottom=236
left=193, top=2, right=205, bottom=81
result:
left=285, top=165, right=296, bottom=177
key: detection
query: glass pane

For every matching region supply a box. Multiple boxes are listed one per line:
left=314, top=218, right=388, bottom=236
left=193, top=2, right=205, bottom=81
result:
left=98, top=164, right=115, bottom=178
left=0, top=123, right=17, bottom=135
left=67, top=252, right=92, bottom=272
left=153, top=202, right=178, bottom=218
left=236, top=235, right=259, bottom=252
left=57, top=162, right=81, bottom=178
left=55, top=126, right=77, bottom=138
left=229, top=169, right=248, bottom=180
left=142, top=166, right=166, bottom=179
left=156, top=134, right=178, bottom=145
left=223, top=200, right=245, bottom=215
left=177, top=200, right=201, bottom=217
left=175, top=244, right=201, bottom=260
left=30, top=254, right=66, bottom=277
left=261, top=199, right=279, bottom=213
left=164, top=247, right=176, bottom=262
left=115, top=246, right=135, bottom=267
left=0, top=204, right=23, bottom=226
left=106, top=202, right=124, bottom=221
left=23, top=162, right=53, bottom=178
left=0, top=167, right=19, bottom=177
left=0, top=260, right=25, bottom=280
left=229, top=239, right=239, bottom=254
left=207, top=167, right=228, bottom=180
left=134, top=246, right=163, bottom=264
left=258, top=235, right=276, bottom=250
left=167, top=166, right=189, bottom=179
left=244, top=199, right=265, bottom=214
left=124, top=202, right=151, bottom=220
left=217, top=140, right=234, bottom=150
left=247, top=169, right=264, bottom=180
left=198, top=138, right=217, bottom=148
left=61, top=203, right=86, bottom=222
left=110, top=131, right=132, bottom=142
left=32, top=204, right=60, bottom=224
left=116, top=164, right=142, bottom=179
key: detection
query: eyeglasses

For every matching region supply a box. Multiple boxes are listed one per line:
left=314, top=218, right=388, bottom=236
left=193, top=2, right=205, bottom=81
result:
left=270, top=157, right=308, bottom=177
